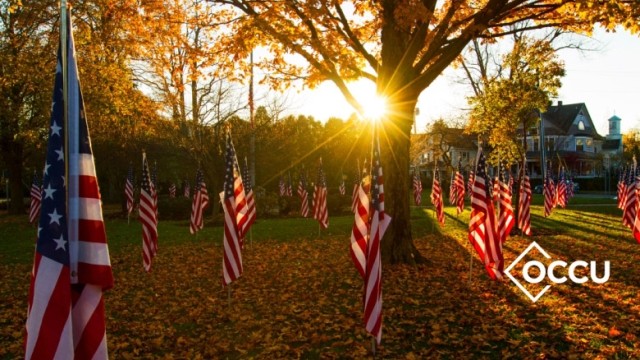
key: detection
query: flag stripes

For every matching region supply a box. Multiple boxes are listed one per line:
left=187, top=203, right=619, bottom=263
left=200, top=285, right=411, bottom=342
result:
left=222, top=133, right=244, bottom=286
left=140, top=152, right=158, bottom=272
left=468, top=150, right=503, bottom=280
left=26, top=13, right=112, bottom=359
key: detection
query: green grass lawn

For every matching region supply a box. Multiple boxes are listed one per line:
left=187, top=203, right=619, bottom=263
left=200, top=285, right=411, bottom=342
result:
left=1, top=197, right=638, bottom=359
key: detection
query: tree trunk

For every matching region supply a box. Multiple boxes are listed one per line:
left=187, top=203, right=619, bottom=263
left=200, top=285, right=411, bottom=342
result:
left=380, top=97, right=426, bottom=265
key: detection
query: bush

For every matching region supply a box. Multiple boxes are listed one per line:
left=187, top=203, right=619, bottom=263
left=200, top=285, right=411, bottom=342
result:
left=157, top=195, right=193, bottom=220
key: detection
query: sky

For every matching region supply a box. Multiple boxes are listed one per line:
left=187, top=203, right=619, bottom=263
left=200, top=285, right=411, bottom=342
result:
left=288, top=27, right=640, bottom=137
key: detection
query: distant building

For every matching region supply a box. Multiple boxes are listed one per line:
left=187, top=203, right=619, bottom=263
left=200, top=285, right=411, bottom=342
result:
left=522, top=101, right=623, bottom=178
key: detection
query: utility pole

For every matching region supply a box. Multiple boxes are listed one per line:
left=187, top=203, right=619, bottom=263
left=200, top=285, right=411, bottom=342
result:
left=249, top=51, right=256, bottom=185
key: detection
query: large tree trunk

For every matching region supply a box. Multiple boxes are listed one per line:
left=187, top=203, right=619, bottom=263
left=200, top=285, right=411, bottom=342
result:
left=379, top=97, right=426, bottom=264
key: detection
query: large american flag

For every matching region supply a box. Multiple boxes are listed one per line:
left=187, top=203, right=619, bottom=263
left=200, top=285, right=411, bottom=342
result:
left=298, top=171, right=310, bottom=217
left=26, top=14, right=113, bottom=358
left=543, top=163, right=555, bottom=218
left=412, top=171, right=422, bottom=206
left=454, top=161, right=465, bottom=214
left=125, top=163, right=134, bottom=215
left=430, top=167, right=444, bottom=226
left=29, top=171, right=42, bottom=224
left=364, top=130, right=390, bottom=345
left=312, top=158, right=329, bottom=229
left=189, top=168, right=210, bottom=234
left=221, top=133, right=243, bottom=286
left=140, top=152, right=158, bottom=272
left=468, top=150, right=503, bottom=280
left=242, top=157, right=257, bottom=231
left=517, top=161, right=532, bottom=236
left=497, top=163, right=515, bottom=243
left=350, top=162, right=369, bottom=279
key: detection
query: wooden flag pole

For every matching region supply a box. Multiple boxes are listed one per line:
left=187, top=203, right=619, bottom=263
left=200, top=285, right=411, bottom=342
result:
left=371, top=337, right=376, bottom=357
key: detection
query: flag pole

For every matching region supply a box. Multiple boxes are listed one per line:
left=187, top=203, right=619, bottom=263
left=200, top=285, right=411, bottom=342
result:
left=61, top=0, right=69, bottom=233
left=371, top=337, right=376, bottom=357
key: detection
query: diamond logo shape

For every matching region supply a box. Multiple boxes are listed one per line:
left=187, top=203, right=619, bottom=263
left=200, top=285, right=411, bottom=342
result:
left=505, top=241, right=552, bottom=303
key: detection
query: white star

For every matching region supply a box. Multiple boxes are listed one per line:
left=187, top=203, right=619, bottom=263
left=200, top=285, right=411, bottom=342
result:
left=55, top=147, right=64, bottom=161
left=43, top=163, right=51, bottom=176
left=43, top=184, right=56, bottom=200
left=53, top=235, right=67, bottom=251
left=48, top=208, right=62, bottom=225
left=50, top=121, right=61, bottom=137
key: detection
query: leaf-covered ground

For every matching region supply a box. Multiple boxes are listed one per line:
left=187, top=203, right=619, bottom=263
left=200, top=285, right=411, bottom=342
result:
left=1, top=199, right=639, bottom=359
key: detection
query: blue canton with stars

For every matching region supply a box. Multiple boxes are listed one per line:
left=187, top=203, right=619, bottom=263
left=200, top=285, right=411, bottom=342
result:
left=242, top=158, right=252, bottom=192
left=38, top=50, right=69, bottom=265
left=224, top=134, right=238, bottom=201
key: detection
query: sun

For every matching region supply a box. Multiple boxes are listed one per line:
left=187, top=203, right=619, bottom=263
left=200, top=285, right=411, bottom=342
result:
left=361, top=93, right=388, bottom=122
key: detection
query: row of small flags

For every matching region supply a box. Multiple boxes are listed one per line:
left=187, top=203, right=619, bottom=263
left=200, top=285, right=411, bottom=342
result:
left=618, top=157, right=640, bottom=242
left=413, top=154, right=528, bottom=280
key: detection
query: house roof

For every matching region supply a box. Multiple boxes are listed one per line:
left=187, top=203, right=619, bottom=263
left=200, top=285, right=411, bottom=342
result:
left=542, top=102, right=603, bottom=139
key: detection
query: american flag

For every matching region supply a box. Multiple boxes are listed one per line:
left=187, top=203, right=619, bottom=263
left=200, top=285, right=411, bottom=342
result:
left=189, top=169, right=210, bottom=234
left=26, top=14, right=113, bottom=358
left=140, top=152, right=158, bottom=271
left=279, top=176, right=286, bottom=196
left=566, top=175, right=575, bottom=200
left=29, top=171, right=42, bottom=224
left=543, top=163, right=555, bottom=218
left=169, top=182, right=176, bottom=198
left=556, top=167, right=567, bottom=208
left=125, top=163, right=134, bottom=215
left=467, top=170, right=475, bottom=199
left=449, top=171, right=457, bottom=206
left=632, top=169, right=640, bottom=243
left=364, top=130, right=390, bottom=345
left=623, top=163, right=637, bottom=229
left=350, top=162, right=369, bottom=279
left=468, top=149, right=503, bottom=280
left=298, top=171, right=310, bottom=217
left=454, top=161, right=465, bottom=214
left=517, top=161, right=532, bottom=236
left=412, top=171, right=422, bottom=206
left=183, top=180, right=190, bottom=198
left=339, top=176, right=346, bottom=196
left=287, top=172, right=293, bottom=197
left=221, top=133, right=243, bottom=286
left=242, top=157, right=257, bottom=231
left=352, top=160, right=367, bottom=213
left=430, top=167, right=445, bottom=226
left=151, top=160, right=158, bottom=218
left=497, top=163, right=515, bottom=243
left=617, top=167, right=626, bottom=209
left=312, top=158, right=329, bottom=229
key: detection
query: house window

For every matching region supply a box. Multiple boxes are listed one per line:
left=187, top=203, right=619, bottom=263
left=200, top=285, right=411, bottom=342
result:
left=578, top=120, right=585, bottom=131
left=545, top=137, right=556, bottom=151
left=576, top=138, right=584, bottom=152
